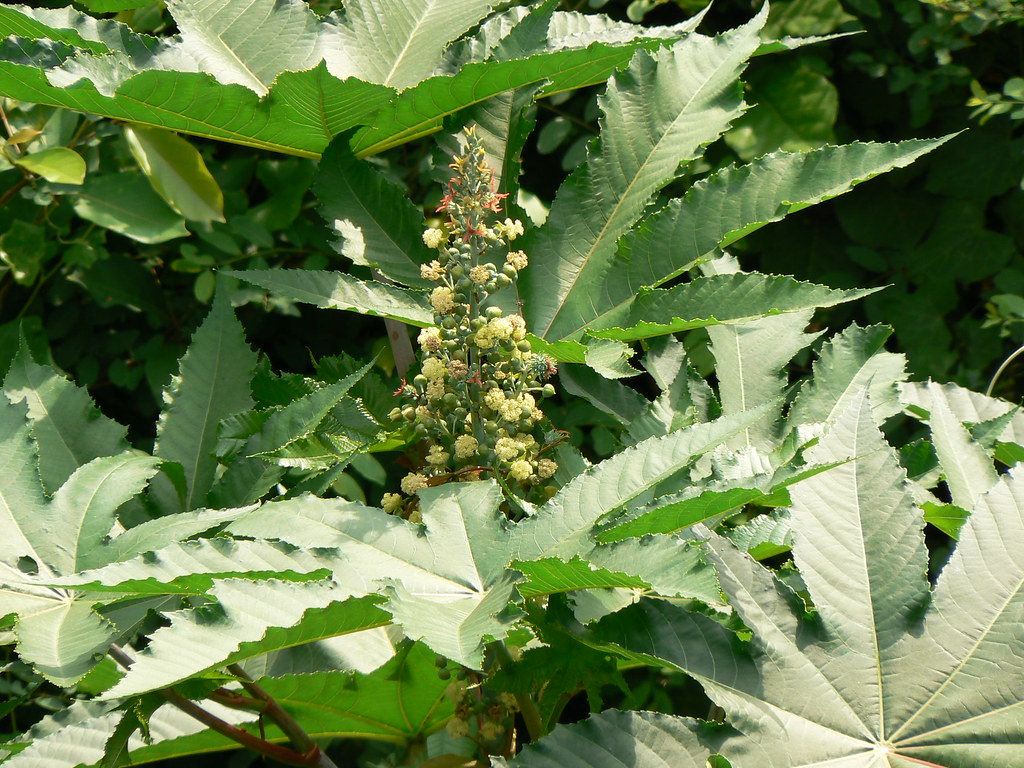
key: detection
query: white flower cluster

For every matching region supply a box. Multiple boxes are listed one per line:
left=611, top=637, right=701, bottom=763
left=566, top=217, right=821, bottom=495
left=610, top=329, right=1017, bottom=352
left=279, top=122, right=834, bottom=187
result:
left=385, top=126, right=559, bottom=517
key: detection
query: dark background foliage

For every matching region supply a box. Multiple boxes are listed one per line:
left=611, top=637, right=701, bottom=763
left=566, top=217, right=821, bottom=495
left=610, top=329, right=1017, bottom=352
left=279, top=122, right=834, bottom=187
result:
left=0, top=1, right=1021, bottom=763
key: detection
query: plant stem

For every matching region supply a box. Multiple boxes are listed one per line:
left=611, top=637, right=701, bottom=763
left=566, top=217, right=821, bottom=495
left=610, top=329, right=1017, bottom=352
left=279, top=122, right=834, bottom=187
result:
left=106, top=645, right=336, bottom=768
left=227, top=663, right=339, bottom=768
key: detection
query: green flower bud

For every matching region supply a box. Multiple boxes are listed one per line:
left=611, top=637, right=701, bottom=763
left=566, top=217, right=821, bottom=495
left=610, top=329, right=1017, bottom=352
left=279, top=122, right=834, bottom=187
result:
left=486, top=306, right=503, bottom=318
left=442, top=316, right=457, bottom=329
left=388, top=407, right=402, bottom=421
left=401, top=406, right=416, bottom=421
left=450, top=265, right=465, bottom=278
left=443, top=392, right=459, bottom=407
left=517, top=340, right=532, bottom=353
left=484, top=280, right=498, bottom=293
left=484, top=420, right=499, bottom=434
left=496, top=274, right=512, bottom=288
left=542, top=383, right=556, bottom=398
left=502, top=264, right=518, bottom=279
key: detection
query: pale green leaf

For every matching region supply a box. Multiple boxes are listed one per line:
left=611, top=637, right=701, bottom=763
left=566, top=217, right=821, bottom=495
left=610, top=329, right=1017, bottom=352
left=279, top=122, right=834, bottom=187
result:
left=923, top=382, right=998, bottom=510
left=99, top=578, right=373, bottom=699
left=227, top=482, right=522, bottom=668
left=708, top=308, right=816, bottom=451
left=588, top=273, right=877, bottom=341
left=123, top=124, right=224, bottom=223
left=12, top=599, right=115, bottom=687
left=228, top=268, right=432, bottom=326
left=521, top=10, right=768, bottom=341
left=511, top=402, right=774, bottom=562
left=150, top=288, right=257, bottom=514
left=0, top=398, right=52, bottom=575
left=2, top=698, right=255, bottom=768
left=4, top=337, right=128, bottom=494
left=13, top=146, right=85, bottom=185
left=46, top=452, right=162, bottom=574
left=314, top=135, right=432, bottom=287
left=0, top=7, right=686, bottom=159
left=333, top=0, right=493, bottom=90
left=787, top=323, right=907, bottom=431
left=558, top=363, right=648, bottom=425
left=506, top=710, right=722, bottom=768
left=900, top=379, right=1024, bottom=445
left=582, top=338, right=641, bottom=379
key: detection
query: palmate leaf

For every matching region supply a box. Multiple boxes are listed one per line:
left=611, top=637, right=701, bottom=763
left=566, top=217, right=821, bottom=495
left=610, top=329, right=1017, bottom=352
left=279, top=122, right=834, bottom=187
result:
left=0, top=448, right=164, bottom=685
left=520, top=9, right=767, bottom=341
left=588, top=393, right=1024, bottom=766
left=150, top=288, right=257, bottom=514
left=0, top=3, right=688, bottom=158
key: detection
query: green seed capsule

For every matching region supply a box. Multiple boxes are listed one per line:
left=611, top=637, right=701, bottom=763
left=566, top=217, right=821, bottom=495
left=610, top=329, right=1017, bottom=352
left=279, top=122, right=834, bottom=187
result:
left=438, top=668, right=451, bottom=680
left=435, top=655, right=448, bottom=668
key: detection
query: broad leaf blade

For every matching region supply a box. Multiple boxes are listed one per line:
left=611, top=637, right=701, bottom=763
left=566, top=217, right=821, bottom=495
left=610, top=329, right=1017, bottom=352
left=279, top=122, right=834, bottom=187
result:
left=47, top=452, right=162, bottom=573
left=511, top=402, right=774, bottom=561
left=228, top=269, right=432, bottom=326
left=521, top=10, right=767, bottom=341
left=150, top=288, right=257, bottom=514
left=591, top=138, right=954, bottom=338
left=334, top=0, right=493, bottom=89
left=314, top=136, right=432, bottom=287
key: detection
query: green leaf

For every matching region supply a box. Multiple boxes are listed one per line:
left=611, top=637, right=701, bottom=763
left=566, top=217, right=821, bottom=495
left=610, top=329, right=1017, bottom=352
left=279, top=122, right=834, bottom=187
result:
left=122, top=124, right=224, bottom=223
left=506, top=710, right=723, bottom=768
left=590, top=390, right=1024, bottom=765
left=786, top=323, right=906, bottom=431
left=0, top=6, right=685, bottom=159
left=511, top=402, right=775, bottom=562
left=588, top=273, right=877, bottom=341
left=0, top=220, right=46, bottom=285
left=150, top=287, right=257, bottom=514
left=72, top=174, right=188, bottom=244
left=582, top=338, right=641, bottom=379
left=313, top=136, right=432, bottom=287
left=521, top=10, right=768, bottom=341
left=921, top=501, right=970, bottom=539
left=334, top=0, right=494, bottom=90
left=901, top=379, right=1024, bottom=445
left=4, top=337, right=128, bottom=494
left=585, top=138, right=954, bottom=341
left=724, top=56, right=838, bottom=162
left=99, top=578, right=380, bottom=699
left=228, top=269, right=432, bottom=326
left=1, top=699, right=255, bottom=768
left=923, top=382, right=998, bottom=510
left=558, top=363, right=649, bottom=426
left=0, top=398, right=51, bottom=575
left=47, top=452, right=163, bottom=574
left=13, top=146, right=85, bottom=184
left=704, top=265, right=819, bottom=452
